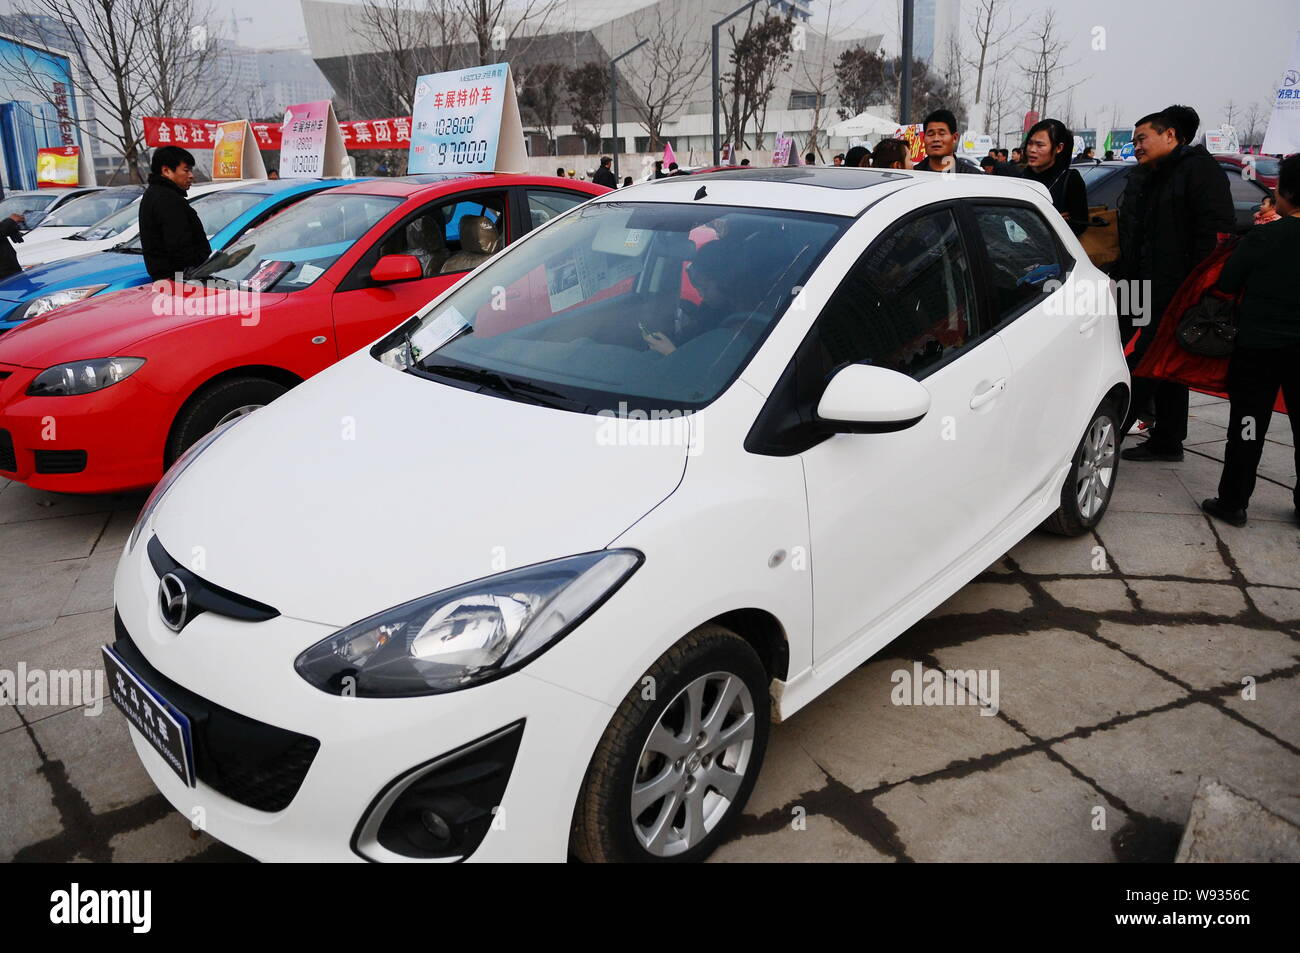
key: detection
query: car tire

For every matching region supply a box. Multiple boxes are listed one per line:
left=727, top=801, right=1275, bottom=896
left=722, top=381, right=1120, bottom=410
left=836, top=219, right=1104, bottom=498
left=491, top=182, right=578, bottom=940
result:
left=570, top=624, right=770, bottom=863
left=1042, top=399, right=1121, bottom=537
left=165, top=377, right=288, bottom=467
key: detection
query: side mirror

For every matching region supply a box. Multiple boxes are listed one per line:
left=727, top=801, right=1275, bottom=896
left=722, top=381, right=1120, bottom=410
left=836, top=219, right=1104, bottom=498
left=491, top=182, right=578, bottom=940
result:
left=817, top=363, right=930, bottom=433
left=370, top=254, right=422, bottom=284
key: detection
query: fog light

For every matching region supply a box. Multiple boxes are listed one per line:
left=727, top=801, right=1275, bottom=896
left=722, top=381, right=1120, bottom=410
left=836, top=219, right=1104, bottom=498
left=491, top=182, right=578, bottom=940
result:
left=352, top=721, right=524, bottom=861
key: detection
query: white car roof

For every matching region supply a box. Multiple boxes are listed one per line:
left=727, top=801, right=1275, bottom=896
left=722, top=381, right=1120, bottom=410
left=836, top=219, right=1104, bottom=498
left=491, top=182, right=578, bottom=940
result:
left=600, top=166, right=1053, bottom=218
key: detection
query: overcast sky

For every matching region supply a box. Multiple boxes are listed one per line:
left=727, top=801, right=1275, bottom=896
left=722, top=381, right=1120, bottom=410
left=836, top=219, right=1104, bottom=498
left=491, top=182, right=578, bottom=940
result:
left=17, top=0, right=1298, bottom=134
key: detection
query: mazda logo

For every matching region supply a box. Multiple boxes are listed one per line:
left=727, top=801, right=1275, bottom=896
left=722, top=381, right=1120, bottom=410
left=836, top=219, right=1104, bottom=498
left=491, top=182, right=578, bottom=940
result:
left=159, top=572, right=189, bottom=632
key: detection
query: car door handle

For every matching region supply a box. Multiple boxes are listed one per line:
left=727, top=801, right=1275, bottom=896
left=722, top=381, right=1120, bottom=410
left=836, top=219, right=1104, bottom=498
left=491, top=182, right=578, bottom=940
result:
left=1078, top=314, right=1102, bottom=333
left=969, top=378, right=1007, bottom=410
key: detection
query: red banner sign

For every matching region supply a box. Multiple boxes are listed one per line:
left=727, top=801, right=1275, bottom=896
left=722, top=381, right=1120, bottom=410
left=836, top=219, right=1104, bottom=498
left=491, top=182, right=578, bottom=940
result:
left=144, top=116, right=413, bottom=151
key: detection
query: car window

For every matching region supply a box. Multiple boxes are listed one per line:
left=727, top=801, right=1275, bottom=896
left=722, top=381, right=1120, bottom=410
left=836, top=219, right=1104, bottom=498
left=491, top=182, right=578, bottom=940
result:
left=0, top=194, right=58, bottom=219
left=1225, top=172, right=1266, bottom=206
left=378, top=201, right=846, bottom=412
left=189, top=192, right=403, bottom=292
left=970, top=204, right=1064, bottom=324
left=527, top=189, right=587, bottom=229
left=1077, top=165, right=1130, bottom=210
left=120, top=190, right=266, bottom=250
left=38, top=188, right=141, bottom=227
left=813, top=208, right=977, bottom=379
left=76, top=199, right=143, bottom=241
left=372, top=192, right=507, bottom=278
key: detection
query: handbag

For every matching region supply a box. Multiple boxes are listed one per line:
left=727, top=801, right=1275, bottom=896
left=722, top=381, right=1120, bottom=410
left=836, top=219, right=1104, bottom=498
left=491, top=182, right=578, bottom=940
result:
left=1174, top=291, right=1237, bottom=357
left=1080, top=205, right=1119, bottom=270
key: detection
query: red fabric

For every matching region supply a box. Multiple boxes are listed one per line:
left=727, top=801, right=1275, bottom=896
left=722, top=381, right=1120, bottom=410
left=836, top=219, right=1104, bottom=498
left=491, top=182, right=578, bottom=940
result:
left=1131, top=237, right=1287, bottom=413
left=143, top=116, right=412, bottom=151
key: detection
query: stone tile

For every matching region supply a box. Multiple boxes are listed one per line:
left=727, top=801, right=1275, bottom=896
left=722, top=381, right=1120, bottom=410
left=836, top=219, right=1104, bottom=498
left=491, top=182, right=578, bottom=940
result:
left=934, top=629, right=1184, bottom=739
left=1223, top=673, right=1300, bottom=750
left=62, top=552, right=121, bottom=616
left=1189, top=401, right=1232, bottom=429
left=108, top=812, right=218, bottom=863
left=1248, top=586, right=1300, bottom=623
left=1182, top=416, right=1227, bottom=447
left=1187, top=393, right=1223, bottom=409
left=0, top=609, right=114, bottom=720
left=0, top=728, right=64, bottom=861
left=1108, top=461, right=1203, bottom=514
left=1041, top=578, right=1131, bottom=612
left=1265, top=410, right=1295, bottom=448
left=0, top=701, right=20, bottom=733
left=94, top=508, right=144, bottom=556
left=1053, top=703, right=1300, bottom=825
left=28, top=702, right=153, bottom=814
left=1094, top=512, right=1232, bottom=579
left=1097, top=621, right=1298, bottom=692
left=0, top=485, right=133, bottom=525
left=744, top=723, right=832, bottom=818
left=1174, top=456, right=1298, bottom=525
left=1006, top=530, right=1108, bottom=576
left=785, top=659, right=1025, bottom=793
left=711, top=815, right=895, bottom=863
left=0, top=513, right=109, bottom=565
left=875, top=751, right=1125, bottom=861
left=0, top=559, right=84, bottom=639
left=1129, top=580, right=1248, bottom=617
left=928, top=582, right=1032, bottom=617
left=1216, top=522, right=1300, bottom=588
left=1175, top=777, right=1300, bottom=863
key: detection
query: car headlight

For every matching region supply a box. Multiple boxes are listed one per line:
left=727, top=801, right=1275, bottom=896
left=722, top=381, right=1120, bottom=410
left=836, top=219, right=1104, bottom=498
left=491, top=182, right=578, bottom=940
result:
left=21, top=285, right=108, bottom=320
left=128, top=415, right=245, bottom=554
left=25, top=357, right=144, bottom=397
left=295, top=550, right=643, bottom=697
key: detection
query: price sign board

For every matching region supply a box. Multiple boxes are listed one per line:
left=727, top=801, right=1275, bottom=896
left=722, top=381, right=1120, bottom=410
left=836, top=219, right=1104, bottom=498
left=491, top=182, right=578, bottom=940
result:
left=211, top=120, right=266, bottom=179
left=408, top=63, right=527, bottom=173
left=280, top=100, right=347, bottom=178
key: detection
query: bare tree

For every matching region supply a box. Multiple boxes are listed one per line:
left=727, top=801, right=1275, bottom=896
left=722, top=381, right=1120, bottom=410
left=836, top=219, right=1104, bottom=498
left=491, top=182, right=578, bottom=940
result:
left=798, top=1, right=842, bottom=162
left=621, top=8, right=709, bottom=152
left=452, top=0, right=559, bottom=67
left=353, top=0, right=441, bottom=116
left=6, top=0, right=155, bottom=181
left=139, top=0, right=226, bottom=118
left=983, top=61, right=1014, bottom=146
left=1241, top=101, right=1265, bottom=149
left=518, top=61, right=565, bottom=153
left=1019, top=9, right=1084, bottom=119
left=834, top=44, right=888, bottom=121
left=965, top=0, right=1016, bottom=107
left=566, top=62, right=605, bottom=152
left=939, top=25, right=966, bottom=121
left=1223, top=99, right=1239, bottom=130
left=720, top=8, right=795, bottom=151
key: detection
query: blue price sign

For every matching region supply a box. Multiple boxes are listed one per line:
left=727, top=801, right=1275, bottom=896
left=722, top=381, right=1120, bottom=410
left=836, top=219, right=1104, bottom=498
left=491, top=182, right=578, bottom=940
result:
left=408, top=64, right=526, bottom=174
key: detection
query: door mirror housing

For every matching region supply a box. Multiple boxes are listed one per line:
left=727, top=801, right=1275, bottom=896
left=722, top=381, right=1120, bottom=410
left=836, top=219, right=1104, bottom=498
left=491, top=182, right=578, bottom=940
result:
left=370, top=254, right=423, bottom=284
left=816, top=363, right=931, bottom=433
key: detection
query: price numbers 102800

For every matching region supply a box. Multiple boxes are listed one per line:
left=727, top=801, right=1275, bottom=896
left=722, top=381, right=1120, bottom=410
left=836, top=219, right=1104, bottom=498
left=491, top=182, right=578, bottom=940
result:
left=435, top=139, right=490, bottom=166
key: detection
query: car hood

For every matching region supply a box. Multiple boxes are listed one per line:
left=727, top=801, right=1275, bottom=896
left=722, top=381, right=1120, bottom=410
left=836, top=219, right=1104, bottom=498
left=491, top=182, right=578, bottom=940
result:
left=0, top=252, right=144, bottom=303
left=152, top=354, right=689, bottom=627
left=0, top=285, right=289, bottom=366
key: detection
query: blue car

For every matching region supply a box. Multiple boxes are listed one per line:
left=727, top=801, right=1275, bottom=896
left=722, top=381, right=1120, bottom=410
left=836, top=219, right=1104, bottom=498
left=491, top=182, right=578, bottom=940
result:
left=0, top=178, right=367, bottom=332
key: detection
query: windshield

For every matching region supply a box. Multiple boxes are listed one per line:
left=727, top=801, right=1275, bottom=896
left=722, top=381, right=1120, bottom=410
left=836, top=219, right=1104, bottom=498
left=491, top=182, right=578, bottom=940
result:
left=1252, top=157, right=1279, bottom=177
left=1075, top=165, right=1123, bottom=187
left=40, top=188, right=141, bottom=228
left=79, top=199, right=142, bottom=241
left=0, top=193, right=59, bottom=220
left=119, top=189, right=266, bottom=251
left=188, top=192, right=401, bottom=291
left=377, top=201, right=847, bottom=413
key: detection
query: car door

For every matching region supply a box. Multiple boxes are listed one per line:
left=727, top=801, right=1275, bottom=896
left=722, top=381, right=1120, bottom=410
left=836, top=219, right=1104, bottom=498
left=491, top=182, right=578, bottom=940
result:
left=1222, top=171, right=1270, bottom=234
left=798, top=205, right=1015, bottom=665
left=965, top=200, right=1098, bottom=515
left=331, top=188, right=510, bottom=355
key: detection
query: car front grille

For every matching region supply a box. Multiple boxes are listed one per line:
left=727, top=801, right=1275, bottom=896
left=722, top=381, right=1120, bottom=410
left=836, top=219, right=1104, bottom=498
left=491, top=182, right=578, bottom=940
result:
left=0, top=429, right=15, bottom=472
left=33, top=449, right=87, bottom=474
left=113, top=611, right=320, bottom=813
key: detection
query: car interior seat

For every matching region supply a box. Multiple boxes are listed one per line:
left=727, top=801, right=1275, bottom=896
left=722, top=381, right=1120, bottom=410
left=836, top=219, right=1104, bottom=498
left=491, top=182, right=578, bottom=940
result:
left=440, top=215, right=501, bottom=274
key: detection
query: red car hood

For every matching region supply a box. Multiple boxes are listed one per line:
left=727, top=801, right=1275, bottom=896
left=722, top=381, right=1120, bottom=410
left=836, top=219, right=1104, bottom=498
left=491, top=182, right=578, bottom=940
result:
left=0, top=285, right=290, bottom=368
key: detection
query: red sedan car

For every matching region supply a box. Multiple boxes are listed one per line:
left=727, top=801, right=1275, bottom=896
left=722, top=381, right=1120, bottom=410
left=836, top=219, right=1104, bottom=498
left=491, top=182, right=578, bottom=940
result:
left=0, top=174, right=607, bottom=493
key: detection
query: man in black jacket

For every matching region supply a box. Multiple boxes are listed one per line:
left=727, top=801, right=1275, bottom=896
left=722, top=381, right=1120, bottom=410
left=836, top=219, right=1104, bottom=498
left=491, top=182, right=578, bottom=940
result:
left=0, top=212, right=25, bottom=281
left=592, top=156, right=617, bottom=188
left=1116, top=109, right=1234, bottom=461
left=139, top=145, right=210, bottom=282
left=913, top=110, right=982, bottom=174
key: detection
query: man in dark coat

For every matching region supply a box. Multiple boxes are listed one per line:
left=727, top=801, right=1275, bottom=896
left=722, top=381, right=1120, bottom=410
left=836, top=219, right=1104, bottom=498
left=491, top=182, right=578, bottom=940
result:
left=0, top=212, right=24, bottom=281
left=592, top=156, right=617, bottom=188
left=913, top=109, right=982, bottom=174
left=138, top=145, right=210, bottom=282
left=1116, top=109, right=1234, bottom=461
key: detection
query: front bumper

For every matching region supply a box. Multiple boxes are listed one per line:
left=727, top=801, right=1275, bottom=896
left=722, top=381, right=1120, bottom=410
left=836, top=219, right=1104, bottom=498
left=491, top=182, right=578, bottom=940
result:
left=112, top=536, right=615, bottom=862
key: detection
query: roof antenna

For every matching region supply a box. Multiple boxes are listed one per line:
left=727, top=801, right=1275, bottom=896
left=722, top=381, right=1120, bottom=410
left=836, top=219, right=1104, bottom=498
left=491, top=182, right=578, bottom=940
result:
left=694, top=185, right=707, bottom=201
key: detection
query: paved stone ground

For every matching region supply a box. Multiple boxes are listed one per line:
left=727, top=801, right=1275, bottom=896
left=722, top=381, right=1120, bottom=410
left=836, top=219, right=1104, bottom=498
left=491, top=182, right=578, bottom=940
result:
left=2, top=394, right=1297, bottom=862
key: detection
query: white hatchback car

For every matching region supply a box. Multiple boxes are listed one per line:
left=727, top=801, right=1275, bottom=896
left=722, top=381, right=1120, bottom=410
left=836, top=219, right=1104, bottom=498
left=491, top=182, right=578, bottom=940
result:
left=108, top=166, right=1129, bottom=862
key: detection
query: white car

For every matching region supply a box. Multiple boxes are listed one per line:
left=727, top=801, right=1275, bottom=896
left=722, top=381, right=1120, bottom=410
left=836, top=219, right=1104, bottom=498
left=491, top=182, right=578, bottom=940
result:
left=16, top=179, right=263, bottom=268
left=14, top=185, right=144, bottom=247
left=109, top=166, right=1129, bottom=862
left=0, top=186, right=101, bottom=230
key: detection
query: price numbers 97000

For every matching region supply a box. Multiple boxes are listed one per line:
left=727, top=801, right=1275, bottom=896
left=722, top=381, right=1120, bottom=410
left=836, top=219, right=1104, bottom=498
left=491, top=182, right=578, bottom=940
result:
left=434, top=139, right=490, bottom=166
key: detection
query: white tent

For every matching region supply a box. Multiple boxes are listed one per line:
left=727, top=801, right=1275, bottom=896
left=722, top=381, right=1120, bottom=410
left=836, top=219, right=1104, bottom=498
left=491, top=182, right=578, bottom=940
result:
left=830, top=110, right=899, bottom=140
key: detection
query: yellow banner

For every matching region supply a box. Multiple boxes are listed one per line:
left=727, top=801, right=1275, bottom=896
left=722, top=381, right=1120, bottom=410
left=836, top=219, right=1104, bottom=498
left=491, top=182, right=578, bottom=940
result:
left=37, top=146, right=80, bottom=187
left=212, top=121, right=247, bottom=179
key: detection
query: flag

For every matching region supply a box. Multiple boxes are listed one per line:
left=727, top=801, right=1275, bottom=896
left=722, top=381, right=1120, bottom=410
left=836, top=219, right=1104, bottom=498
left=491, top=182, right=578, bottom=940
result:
left=663, top=142, right=677, bottom=167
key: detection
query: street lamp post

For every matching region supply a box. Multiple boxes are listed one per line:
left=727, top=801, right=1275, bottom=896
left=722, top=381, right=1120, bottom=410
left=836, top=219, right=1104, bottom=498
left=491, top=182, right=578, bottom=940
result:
left=900, top=0, right=914, bottom=126
left=712, top=0, right=766, bottom=167
left=610, top=38, right=648, bottom=181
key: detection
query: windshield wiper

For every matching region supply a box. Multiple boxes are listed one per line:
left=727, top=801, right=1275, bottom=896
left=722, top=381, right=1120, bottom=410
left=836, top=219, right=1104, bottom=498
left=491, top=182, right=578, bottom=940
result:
left=108, top=243, right=143, bottom=254
left=418, top=363, right=588, bottom=412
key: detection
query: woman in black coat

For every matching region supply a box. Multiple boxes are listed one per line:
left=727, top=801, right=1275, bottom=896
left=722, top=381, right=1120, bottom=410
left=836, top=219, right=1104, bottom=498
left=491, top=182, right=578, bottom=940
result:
left=1021, top=118, right=1089, bottom=236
